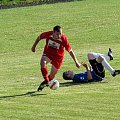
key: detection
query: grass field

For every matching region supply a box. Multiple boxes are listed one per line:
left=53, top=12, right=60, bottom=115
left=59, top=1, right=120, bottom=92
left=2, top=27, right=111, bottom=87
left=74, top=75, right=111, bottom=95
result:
left=0, top=0, right=120, bottom=119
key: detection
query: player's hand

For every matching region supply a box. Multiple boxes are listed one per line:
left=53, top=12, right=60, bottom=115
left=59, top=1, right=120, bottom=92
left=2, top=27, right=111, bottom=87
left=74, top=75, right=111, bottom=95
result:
left=76, top=62, right=81, bottom=68
left=31, top=46, right=36, bottom=52
left=81, top=62, right=88, bottom=68
left=81, top=62, right=90, bottom=70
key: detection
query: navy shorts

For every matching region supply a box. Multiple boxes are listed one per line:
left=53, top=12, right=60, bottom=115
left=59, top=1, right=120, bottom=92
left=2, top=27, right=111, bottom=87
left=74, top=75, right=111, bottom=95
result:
left=89, top=59, right=105, bottom=78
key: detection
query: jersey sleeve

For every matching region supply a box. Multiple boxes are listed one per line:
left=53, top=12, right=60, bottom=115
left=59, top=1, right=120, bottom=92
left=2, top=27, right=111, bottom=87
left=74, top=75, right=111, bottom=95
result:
left=73, top=73, right=88, bottom=83
left=40, top=31, right=53, bottom=40
left=62, top=34, right=71, bottom=52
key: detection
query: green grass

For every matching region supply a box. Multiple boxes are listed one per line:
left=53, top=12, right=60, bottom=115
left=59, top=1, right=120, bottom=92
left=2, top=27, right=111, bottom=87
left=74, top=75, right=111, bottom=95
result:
left=0, top=0, right=120, bottom=119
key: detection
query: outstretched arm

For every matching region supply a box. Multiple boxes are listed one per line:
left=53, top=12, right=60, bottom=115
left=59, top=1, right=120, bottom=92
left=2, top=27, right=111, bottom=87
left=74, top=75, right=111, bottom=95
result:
left=69, top=49, right=81, bottom=68
left=31, top=36, right=41, bottom=52
left=82, top=63, right=92, bottom=80
left=31, top=31, right=52, bottom=52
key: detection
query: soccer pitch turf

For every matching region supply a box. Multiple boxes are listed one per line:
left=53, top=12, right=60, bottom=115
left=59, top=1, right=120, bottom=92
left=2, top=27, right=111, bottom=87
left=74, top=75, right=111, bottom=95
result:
left=0, top=0, right=120, bottom=119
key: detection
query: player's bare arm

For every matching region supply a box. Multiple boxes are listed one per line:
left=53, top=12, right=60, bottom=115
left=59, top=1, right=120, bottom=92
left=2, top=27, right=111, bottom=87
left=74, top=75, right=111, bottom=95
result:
left=31, top=36, right=40, bottom=52
left=69, top=49, right=81, bottom=68
left=82, top=62, right=92, bottom=80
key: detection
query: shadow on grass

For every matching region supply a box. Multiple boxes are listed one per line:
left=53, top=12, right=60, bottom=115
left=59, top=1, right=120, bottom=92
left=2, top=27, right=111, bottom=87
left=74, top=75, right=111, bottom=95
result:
left=0, top=91, right=46, bottom=99
left=60, top=82, right=81, bottom=87
left=60, top=81, right=108, bottom=87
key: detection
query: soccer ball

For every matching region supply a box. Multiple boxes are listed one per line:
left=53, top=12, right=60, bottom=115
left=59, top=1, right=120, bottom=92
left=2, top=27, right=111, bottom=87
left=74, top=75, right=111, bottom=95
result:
left=48, top=80, right=59, bottom=90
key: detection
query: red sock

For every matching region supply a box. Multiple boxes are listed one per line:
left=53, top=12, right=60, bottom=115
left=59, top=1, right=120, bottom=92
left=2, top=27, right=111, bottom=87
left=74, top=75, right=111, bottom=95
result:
left=48, top=75, right=54, bottom=81
left=41, top=67, right=49, bottom=83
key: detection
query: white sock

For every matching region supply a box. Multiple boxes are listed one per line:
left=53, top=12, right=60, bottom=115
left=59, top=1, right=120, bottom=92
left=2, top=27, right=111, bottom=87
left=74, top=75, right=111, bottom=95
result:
left=101, top=58, right=115, bottom=74
left=92, top=53, right=110, bottom=60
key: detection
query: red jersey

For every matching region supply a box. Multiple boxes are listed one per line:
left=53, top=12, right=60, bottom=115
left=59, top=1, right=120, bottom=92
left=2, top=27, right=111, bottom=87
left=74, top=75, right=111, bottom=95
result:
left=39, top=31, right=71, bottom=60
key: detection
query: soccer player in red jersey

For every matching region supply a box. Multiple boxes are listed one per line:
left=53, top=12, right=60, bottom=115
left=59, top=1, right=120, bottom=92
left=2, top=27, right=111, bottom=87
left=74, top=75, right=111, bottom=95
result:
left=31, top=25, right=81, bottom=91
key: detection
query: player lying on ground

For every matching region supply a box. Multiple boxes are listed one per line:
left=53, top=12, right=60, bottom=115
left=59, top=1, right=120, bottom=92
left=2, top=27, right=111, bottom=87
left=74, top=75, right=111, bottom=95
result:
left=63, top=48, right=120, bottom=83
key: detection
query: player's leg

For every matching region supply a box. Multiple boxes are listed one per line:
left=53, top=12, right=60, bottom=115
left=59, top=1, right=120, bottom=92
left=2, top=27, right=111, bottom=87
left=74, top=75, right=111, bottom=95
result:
left=88, top=48, right=113, bottom=61
left=49, top=65, right=59, bottom=81
left=37, top=55, right=51, bottom=91
left=40, top=55, right=51, bottom=83
left=88, top=52, right=120, bottom=77
left=48, top=59, right=62, bottom=81
left=88, top=54, right=105, bottom=79
left=97, top=56, right=120, bottom=77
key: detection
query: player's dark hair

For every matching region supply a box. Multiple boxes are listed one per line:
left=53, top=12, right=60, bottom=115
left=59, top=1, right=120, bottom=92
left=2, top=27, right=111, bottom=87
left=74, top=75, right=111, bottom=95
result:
left=63, top=72, right=72, bottom=80
left=53, top=25, right=61, bottom=32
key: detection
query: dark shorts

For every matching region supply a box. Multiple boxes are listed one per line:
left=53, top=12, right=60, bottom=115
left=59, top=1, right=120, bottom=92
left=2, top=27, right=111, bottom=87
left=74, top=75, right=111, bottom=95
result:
left=89, top=59, right=105, bottom=78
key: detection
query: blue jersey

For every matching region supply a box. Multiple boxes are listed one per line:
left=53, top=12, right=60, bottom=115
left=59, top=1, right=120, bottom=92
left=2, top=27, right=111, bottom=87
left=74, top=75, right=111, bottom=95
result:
left=73, top=71, right=104, bottom=83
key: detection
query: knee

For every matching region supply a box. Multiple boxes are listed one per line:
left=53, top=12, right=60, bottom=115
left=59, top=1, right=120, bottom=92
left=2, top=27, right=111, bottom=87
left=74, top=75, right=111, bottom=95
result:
left=40, top=59, right=46, bottom=67
left=88, top=52, right=94, bottom=60
left=97, top=56, right=104, bottom=63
